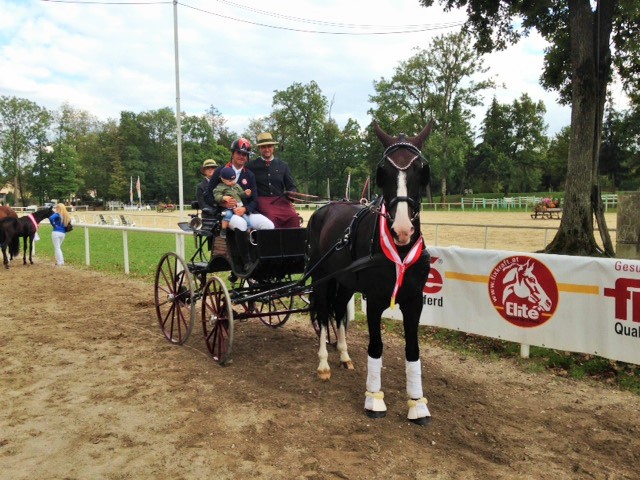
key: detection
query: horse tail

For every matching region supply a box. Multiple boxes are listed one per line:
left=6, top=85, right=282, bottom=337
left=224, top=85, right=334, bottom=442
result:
left=1, top=218, right=21, bottom=257
left=9, top=229, right=20, bottom=257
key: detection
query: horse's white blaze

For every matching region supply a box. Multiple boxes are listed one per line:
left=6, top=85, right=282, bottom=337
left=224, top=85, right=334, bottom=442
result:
left=391, top=170, right=414, bottom=246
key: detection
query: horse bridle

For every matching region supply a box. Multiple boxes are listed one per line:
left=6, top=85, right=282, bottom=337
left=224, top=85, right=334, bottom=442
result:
left=378, top=140, right=427, bottom=222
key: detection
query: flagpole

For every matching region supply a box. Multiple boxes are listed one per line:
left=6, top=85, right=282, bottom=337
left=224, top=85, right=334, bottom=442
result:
left=173, top=0, right=185, bottom=219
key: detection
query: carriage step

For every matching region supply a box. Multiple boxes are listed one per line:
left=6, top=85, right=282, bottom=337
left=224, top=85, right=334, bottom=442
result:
left=189, top=262, right=209, bottom=273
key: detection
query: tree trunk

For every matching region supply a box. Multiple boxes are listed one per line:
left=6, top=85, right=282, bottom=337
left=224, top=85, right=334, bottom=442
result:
left=441, top=176, right=447, bottom=206
left=545, top=0, right=614, bottom=257
left=591, top=0, right=616, bottom=257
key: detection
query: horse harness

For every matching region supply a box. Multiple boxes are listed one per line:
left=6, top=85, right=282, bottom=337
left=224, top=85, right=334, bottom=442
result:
left=304, top=138, right=430, bottom=287
left=379, top=136, right=428, bottom=223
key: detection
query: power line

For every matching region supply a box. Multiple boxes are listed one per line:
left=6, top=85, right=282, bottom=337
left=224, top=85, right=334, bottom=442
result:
left=179, top=1, right=464, bottom=35
left=210, top=0, right=460, bottom=30
left=40, top=0, right=464, bottom=35
left=41, top=1, right=170, bottom=4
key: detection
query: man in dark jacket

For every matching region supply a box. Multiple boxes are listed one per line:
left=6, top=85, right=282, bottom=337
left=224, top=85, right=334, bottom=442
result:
left=246, top=132, right=300, bottom=228
left=207, top=138, right=274, bottom=231
left=196, top=158, right=218, bottom=217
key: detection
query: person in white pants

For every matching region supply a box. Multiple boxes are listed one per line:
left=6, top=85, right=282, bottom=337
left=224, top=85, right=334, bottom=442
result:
left=49, top=203, right=71, bottom=266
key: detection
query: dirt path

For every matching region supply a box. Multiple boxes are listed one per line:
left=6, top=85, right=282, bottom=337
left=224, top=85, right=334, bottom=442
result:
left=2, top=264, right=639, bottom=479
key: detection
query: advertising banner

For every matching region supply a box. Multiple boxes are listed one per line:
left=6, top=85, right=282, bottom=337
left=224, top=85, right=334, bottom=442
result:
left=377, top=247, right=640, bottom=365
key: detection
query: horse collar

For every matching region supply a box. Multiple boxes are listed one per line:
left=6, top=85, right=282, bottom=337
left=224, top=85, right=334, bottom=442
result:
left=27, top=213, right=39, bottom=231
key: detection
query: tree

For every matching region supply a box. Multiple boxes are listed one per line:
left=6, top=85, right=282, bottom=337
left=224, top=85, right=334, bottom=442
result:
left=420, top=0, right=640, bottom=256
left=271, top=81, right=329, bottom=193
left=543, top=126, right=571, bottom=191
left=205, top=105, right=236, bottom=147
left=0, top=96, right=52, bottom=206
left=369, top=31, right=493, bottom=203
left=599, top=103, right=637, bottom=190
left=470, top=98, right=515, bottom=193
left=508, top=94, right=549, bottom=192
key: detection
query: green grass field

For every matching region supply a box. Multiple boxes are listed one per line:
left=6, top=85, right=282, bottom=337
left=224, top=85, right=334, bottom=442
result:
left=35, top=224, right=197, bottom=282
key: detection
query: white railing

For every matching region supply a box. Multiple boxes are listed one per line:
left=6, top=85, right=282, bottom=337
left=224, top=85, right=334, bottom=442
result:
left=44, top=221, right=617, bottom=277
left=69, top=223, right=189, bottom=275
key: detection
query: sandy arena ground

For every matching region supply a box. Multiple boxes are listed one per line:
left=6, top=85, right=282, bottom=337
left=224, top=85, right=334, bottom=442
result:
left=2, top=210, right=637, bottom=480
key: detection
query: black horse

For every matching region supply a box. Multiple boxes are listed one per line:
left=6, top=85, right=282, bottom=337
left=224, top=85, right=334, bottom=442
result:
left=13, top=207, right=55, bottom=265
left=305, top=121, right=433, bottom=425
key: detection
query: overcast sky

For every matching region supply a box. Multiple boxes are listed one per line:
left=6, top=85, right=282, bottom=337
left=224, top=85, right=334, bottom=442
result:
left=2, top=0, right=618, bottom=139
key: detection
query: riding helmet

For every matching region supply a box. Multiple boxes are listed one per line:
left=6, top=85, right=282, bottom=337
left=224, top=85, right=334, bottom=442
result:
left=230, top=138, right=252, bottom=155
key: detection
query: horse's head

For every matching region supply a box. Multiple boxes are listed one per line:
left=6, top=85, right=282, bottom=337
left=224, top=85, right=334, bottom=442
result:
left=34, top=206, right=55, bottom=223
left=373, top=121, right=432, bottom=246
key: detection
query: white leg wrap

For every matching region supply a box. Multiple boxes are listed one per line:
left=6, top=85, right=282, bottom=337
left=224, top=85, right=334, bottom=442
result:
left=405, top=359, right=423, bottom=400
left=365, top=391, right=387, bottom=413
left=366, top=356, right=382, bottom=393
left=407, top=397, right=430, bottom=420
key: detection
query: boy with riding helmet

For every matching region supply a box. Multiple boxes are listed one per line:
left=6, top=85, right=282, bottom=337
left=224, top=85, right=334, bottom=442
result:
left=246, top=132, right=300, bottom=228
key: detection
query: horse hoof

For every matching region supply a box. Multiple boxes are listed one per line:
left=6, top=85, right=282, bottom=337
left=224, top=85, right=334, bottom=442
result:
left=317, top=369, right=331, bottom=381
left=340, top=360, right=354, bottom=370
left=409, top=416, right=431, bottom=426
left=365, top=409, right=387, bottom=419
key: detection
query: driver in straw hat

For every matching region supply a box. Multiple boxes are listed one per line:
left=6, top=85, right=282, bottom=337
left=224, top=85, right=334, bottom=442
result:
left=246, top=132, right=300, bottom=228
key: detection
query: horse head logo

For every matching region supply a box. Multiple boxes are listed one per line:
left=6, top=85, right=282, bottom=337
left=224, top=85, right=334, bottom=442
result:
left=501, top=260, right=552, bottom=312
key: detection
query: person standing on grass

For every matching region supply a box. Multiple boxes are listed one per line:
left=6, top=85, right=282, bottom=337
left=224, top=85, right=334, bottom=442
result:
left=49, top=203, right=71, bottom=266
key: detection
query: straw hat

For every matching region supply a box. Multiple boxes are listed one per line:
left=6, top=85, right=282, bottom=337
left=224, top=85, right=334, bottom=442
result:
left=200, top=158, right=217, bottom=173
left=256, top=132, right=279, bottom=147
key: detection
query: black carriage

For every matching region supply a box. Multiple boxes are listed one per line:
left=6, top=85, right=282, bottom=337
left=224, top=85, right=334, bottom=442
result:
left=154, top=205, right=323, bottom=365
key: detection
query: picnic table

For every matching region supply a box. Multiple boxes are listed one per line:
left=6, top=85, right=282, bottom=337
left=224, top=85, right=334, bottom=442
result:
left=156, top=203, right=176, bottom=213
left=531, top=205, right=562, bottom=219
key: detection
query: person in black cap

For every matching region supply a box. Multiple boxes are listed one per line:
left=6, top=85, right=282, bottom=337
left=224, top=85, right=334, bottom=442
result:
left=213, top=166, right=251, bottom=239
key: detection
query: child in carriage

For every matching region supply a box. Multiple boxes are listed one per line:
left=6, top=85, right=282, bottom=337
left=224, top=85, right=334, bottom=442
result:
left=213, top=167, right=252, bottom=238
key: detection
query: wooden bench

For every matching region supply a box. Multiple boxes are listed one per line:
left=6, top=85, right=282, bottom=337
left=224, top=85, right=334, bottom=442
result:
left=531, top=206, right=562, bottom=219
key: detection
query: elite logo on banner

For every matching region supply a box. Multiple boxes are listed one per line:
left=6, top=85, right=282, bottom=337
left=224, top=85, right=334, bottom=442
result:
left=488, top=255, right=559, bottom=327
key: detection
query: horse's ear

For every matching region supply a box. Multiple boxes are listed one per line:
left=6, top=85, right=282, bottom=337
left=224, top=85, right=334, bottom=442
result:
left=412, top=120, right=434, bottom=149
left=372, top=120, right=394, bottom=147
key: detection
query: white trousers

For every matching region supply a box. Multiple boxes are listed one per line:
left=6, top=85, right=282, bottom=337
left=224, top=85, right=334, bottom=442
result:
left=52, top=231, right=66, bottom=265
left=229, top=213, right=274, bottom=231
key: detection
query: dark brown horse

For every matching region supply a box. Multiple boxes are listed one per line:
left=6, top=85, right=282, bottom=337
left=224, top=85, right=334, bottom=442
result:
left=305, top=121, right=433, bottom=424
left=0, top=205, right=18, bottom=220
left=11, top=207, right=55, bottom=265
left=0, top=217, right=20, bottom=268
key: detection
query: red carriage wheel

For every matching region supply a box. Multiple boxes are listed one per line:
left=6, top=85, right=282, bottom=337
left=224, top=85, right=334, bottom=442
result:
left=255, top=295, right=294, bottom=328
left=201, top=276, right=234, bottom=365
left=154, top=252, right=195, bottom=344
